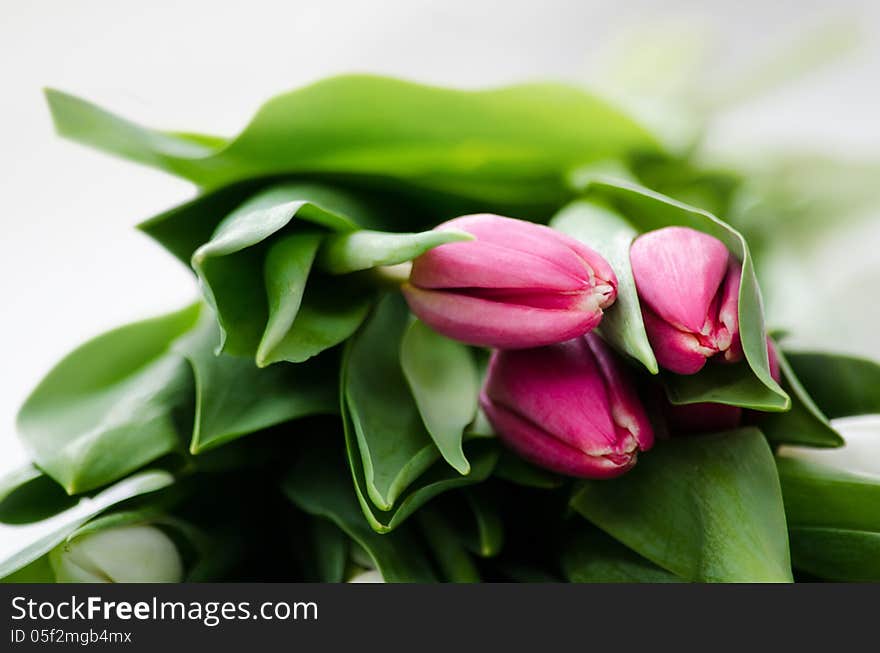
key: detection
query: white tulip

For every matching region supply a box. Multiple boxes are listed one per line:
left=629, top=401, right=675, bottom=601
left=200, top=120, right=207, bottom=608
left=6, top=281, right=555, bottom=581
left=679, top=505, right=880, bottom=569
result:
left=777, top=414, right=880, bottom=479
left=50, top=524, right=184, bottom=583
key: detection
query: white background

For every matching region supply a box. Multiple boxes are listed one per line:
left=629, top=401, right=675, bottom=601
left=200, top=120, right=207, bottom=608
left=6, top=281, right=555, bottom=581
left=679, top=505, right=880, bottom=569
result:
left=2, top=0, right=879, bottom=476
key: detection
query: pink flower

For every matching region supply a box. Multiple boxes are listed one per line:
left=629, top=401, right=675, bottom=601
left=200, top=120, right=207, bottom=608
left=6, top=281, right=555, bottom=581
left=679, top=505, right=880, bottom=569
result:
left=630, top=226, right=743, bottom=375
left=480, top=334, right=654, bottom=478
left=402, top=215, right=617, bottom=348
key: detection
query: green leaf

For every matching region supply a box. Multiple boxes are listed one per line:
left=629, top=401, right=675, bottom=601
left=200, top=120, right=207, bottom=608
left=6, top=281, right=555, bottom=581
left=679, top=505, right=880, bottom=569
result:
left=550, top=199, right=658, bottom=373
left=258, top=233, right=323, bottom=364
left=561, top=527, right=684, bottom=583
left=318, top=229, right=473, bottom=274
left=417, top=509, right=480, bottom=582
left=400, top=319, right=479, bottom=475
left=43, top=88, right=221, bottom=171
left=343, top=395, right=498, bottom=534
left=0, top=473, right=77, bottom=525
left=788, top=528, right=880, bottom=582
left=785, top=351, right=880, bottom=418
left=775, top=457, right=880, bottom=533
left=0, top=470, right=174, bottom=579
left=1, top=555, right=55, bottom=583
left=191, top=183, right=370, bottom=357
left=258, top=249, right=373, bottom=367
left=663, top=360, right=787, bottom=411
left=571, top=428, right=792, bottom=582
left=577, top=177, right=789, bottom=411
left=776, top=456, right=880, bottom=581
left=17, top=304, right=200, bottom=493
left=0, top=465, right=43, bottom=503
left=172, top=310, right=338, bottom=454
left=341, top=295, right=499, bottom=532
left=139, top=180, right=275, bottom=265
left=344, top=294, right=441, bottom=509
left=46, top=75, right=659, bottom=206
left=283, top=443, right=437, bottom=583
left=756, top=349, right=844, bottom=448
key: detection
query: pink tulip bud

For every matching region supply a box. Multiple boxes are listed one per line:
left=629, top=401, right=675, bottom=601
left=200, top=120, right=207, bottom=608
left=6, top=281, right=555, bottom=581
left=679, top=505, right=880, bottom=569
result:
left=480, top=334, right=654, bottom=478
left=402, top=215, right=617, bottom=349
left=630, top=226, right=743, bottom=375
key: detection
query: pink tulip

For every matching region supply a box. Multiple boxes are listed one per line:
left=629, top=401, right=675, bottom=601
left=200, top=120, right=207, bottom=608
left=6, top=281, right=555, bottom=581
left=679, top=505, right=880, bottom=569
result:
left=480, top=334, right=654, bottom=478
left=402, top=214, right=617, bottom=349
left=630, top=226, right=743, bottom=375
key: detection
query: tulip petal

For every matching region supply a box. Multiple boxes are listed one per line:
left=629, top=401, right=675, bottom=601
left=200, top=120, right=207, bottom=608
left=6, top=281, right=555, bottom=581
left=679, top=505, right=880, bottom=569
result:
left=766, top=338, right=781, bottom=383
left=642, top=306, right=714, bottom=375
left=410, top=239, right=592, bottom=292
left=585, top=334, right=655, bottom=451
left=480, top=396, right=636, bottom=479
left=717, top=262, right=743, bottom=363
left=483, top=340, right=621, bottom=453
left=630, top=226, right=730, bottom=333
left=402, top=284, right=603, bottom=349
left=437, top=214, right=610, bottom=282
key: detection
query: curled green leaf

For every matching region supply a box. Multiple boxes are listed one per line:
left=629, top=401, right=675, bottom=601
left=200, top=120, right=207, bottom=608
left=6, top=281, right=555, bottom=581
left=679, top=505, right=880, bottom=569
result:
left=318, top=229, right=473, bottom=275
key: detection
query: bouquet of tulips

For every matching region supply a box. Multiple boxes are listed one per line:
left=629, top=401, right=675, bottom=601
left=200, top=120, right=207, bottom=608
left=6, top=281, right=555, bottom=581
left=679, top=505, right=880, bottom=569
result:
left=1, top=75, right=878, bottom=583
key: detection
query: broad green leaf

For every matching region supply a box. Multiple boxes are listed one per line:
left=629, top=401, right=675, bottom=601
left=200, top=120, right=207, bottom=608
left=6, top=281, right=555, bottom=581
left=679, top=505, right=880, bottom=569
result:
left=756, top=349, right=843, bottom=448
left=46, top=75, right=659, bottom=206
left=191, top=183, right=369, bottom=357
left=561, top=527, right=684, bottom=583
left=0, top=464, right=43, bottom=503
left=0, top=473, right=77, bottom=525
left=417, top=509, right=480, bottom=582
left=343, top=371, right=497, bottom=533
left=571, top=428, right=792, bottom=582
left=775, top=457, right=880, bottom=533
left=0, top=471, right=173, bottom=579
left=576, top=177, right=789, bottom=411
left=342, top=329, right=498, bottom=534
left=776, top=456, right=880, bottom=581
left=173, top=309, right=338, bottom=454
left=318, top=229, right=473, bottom=274
left=788, top=528, right=880, bottom=582
left=258, top=246, right=373, bottom=367
left=345, top=294, right=441, bottom=509
left=17, top=304, right=199, bottom=493
left=43, top=88, right=220, bottom=171
left=138, top=180, right=274, bottom=265
left=785, top=351, right=880, bottom=418
left=283, top=443, right=437, bottom=583
left=550, top=199, right=658, bottom=373
left=0, top=555, right=55, bottom=583
left=400, top=319, right=479, bottom=475
left=663, top=360, right=787, bottom=410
